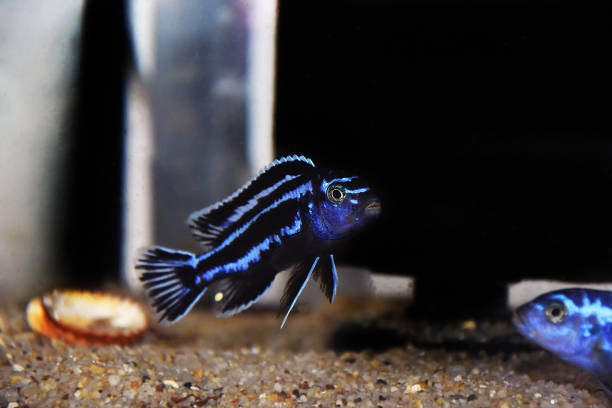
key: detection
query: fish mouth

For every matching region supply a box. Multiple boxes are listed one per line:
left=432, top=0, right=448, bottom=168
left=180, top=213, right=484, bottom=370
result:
left=512, top=312, right=535, bottom=339
left=364, top=200, right=382, bottom=216
left=512, top=312, right=524, bottom=328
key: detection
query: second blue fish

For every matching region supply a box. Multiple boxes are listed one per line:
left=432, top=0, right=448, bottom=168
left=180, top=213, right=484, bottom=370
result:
left=514, top=288, right=612, bottom=395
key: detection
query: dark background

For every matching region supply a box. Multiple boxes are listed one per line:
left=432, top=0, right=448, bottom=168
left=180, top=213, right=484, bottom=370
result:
left=55, top=1, right=130, bottom=289
left=58, top=1, right=612, bottom=317
left=274, top=1, right=612, bottom=316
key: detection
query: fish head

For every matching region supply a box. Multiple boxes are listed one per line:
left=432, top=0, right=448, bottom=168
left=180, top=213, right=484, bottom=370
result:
left=513, top=288, right=609, bottom=366
left=308, top=170, right=381, bottom=240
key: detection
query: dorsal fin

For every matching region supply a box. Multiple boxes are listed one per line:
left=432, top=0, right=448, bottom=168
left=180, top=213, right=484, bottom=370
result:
left=187, top=155, right=315, bottom=250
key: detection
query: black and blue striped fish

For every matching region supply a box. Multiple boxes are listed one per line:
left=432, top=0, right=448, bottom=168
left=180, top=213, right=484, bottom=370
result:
left=137, top=155, right=381, bottom=327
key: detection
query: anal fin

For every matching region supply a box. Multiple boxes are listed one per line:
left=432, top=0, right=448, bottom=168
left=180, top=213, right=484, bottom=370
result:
left=211, top=268, right=277, bottom=317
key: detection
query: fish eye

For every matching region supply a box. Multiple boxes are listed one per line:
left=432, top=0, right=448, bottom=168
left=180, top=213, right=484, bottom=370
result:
left=326, top=184, right=346, bottom=204
left=545, top=302, right=567, bottom=324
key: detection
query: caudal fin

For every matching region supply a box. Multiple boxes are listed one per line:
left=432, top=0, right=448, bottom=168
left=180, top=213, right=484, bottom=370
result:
left=136, top=246, right=206, bottom=324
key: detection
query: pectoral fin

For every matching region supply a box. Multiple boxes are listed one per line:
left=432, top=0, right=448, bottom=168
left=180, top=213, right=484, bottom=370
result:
left=589, top=346, right=612, bottom=396
left=594, top=375, right=612, bottom=396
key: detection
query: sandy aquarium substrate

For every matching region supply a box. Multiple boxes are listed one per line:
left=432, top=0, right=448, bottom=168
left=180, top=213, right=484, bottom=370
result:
left=1, top=296, right=610, bottom=407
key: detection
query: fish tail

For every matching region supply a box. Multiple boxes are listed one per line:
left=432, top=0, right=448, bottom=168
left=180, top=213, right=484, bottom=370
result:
left=136, top=246, right=206, bottom=324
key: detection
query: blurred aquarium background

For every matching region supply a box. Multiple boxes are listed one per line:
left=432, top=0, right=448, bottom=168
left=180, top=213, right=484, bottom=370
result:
left=1, top=0, right=611, bottom=319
